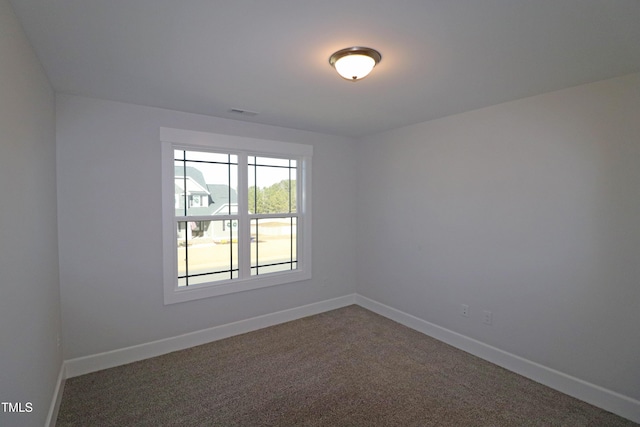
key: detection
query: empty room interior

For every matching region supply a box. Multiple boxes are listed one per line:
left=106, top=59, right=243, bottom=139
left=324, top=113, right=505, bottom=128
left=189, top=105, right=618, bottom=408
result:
left=1, top=0, right=639, bottom=425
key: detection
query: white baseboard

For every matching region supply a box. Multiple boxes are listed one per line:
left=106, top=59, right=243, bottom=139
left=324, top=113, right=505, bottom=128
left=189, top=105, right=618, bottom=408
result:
left=45, top=363, right=66, bottom=427
left=355, top=294, right=640, bottom=424
left=65, top=294, right=356, bottom=379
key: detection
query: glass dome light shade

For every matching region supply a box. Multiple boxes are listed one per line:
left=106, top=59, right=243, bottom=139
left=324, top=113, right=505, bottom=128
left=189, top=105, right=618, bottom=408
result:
left=329, top=47, right=381, bottom=81
left=335, top=54, right=376, bottom=80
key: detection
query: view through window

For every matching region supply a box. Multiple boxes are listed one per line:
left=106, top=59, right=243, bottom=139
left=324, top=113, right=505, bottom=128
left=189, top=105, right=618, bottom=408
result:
left=173, top=151, right=300, bottom=286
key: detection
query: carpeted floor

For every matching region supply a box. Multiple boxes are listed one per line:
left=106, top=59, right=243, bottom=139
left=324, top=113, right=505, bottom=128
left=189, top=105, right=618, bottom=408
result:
left=57, top=305, right=637, bottom=426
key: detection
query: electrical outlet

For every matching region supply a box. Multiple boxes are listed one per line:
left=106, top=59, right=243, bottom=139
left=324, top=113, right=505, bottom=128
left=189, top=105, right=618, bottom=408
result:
left=483, top=310, right=493, bottom=325
left=461, top=304, right=469, bottom=317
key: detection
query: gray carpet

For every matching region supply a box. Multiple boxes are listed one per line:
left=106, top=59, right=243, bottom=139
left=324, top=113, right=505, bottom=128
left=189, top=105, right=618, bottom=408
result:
left=57, top=305, right=637, bottom=426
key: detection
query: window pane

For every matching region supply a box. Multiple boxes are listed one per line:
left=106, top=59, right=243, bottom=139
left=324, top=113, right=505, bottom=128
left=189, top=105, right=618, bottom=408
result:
left=174, top=160, right=187, bottom=216
left=185, top=151, right=237, bottom=164
left=177, top=220, right=238, bottom=286
left=251, top=217, right=297, bottom=276
left=175, top=151, right=238, bottom=217
left=248, top=157, right=297, bottom=214
left=177, top=222, right=187, bottom=284
left=250, top=156, right=290, bottom=167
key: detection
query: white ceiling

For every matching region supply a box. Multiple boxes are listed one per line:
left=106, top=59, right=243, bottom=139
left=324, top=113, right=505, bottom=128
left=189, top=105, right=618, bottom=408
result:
left=9, top=0, right=640, bottom=138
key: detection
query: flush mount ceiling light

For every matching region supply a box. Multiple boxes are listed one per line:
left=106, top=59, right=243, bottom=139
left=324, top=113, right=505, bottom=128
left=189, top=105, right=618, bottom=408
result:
left=329, top=47, right=382, bottom=81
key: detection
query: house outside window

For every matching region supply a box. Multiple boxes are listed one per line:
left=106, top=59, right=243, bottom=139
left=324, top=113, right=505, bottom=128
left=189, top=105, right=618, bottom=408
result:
left=161, top=128, right=312, bottom=304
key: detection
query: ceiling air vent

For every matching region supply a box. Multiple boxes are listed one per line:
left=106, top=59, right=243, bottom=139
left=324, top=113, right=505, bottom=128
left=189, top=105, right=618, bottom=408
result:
left=228, top=108, right=259, bottom=117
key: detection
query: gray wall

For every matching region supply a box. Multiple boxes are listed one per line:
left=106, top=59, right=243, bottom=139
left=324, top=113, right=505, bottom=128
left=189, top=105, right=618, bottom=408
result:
left=0, top=1, right=61, bottom=426
left=56, top=94, right=358, bottom=359
left=356, top=73, right=640, bottom=400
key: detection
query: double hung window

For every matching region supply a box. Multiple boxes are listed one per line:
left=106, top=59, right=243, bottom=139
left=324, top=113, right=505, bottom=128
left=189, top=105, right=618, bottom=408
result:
left=161, top=128, right=312, bottom=304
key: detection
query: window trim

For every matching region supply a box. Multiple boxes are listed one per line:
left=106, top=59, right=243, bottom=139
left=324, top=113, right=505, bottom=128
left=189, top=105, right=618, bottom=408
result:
left=161, top=127, right=312, bottom=304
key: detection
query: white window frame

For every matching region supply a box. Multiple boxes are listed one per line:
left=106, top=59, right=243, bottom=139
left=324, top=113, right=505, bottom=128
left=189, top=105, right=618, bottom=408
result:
left=161, top=127, right=312, bottom=304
